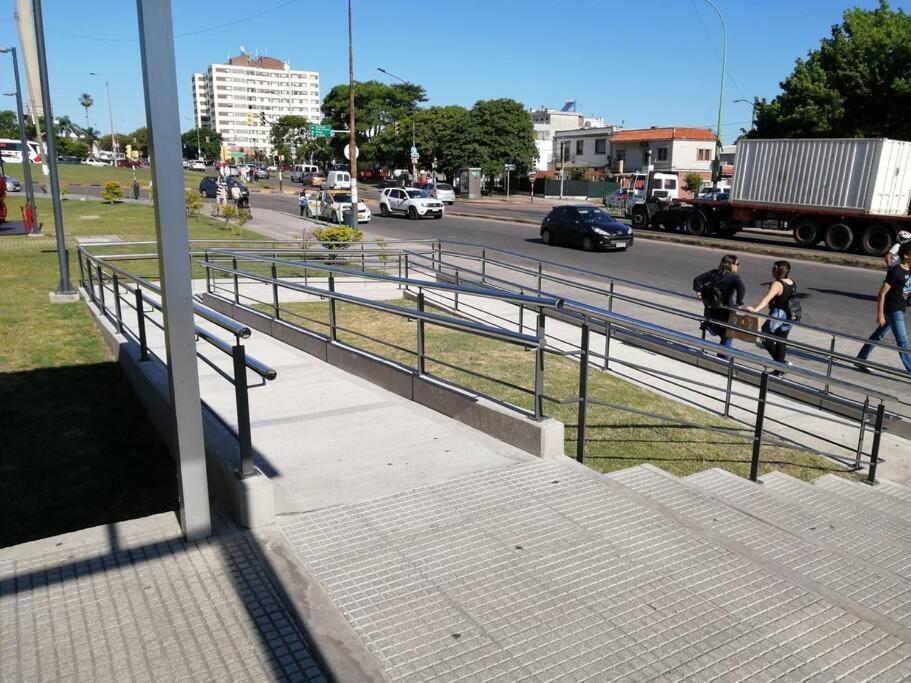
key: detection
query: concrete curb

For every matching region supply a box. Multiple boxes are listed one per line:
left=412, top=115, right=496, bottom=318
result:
left=447, top=210, right=883, bottom=271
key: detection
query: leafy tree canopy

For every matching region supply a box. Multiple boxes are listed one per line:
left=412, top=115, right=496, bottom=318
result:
left=751, top=1, right=911, bottom=139
left=0, top=110, right=18, bottom=139
left=181, top=127, right=222, bottom=160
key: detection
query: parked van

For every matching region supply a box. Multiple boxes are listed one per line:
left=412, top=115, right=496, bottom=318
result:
left=324, top=170, right=351, bottom=190
left=291, top=164, right=319, bottom=183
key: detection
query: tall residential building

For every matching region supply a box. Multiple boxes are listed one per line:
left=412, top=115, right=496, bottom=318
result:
left=191, top=52, right=321, bottom=156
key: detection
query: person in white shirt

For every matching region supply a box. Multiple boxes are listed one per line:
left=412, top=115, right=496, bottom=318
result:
left=886, top=230, right=911, bottom=267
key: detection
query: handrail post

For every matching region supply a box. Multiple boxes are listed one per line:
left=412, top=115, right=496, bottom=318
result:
left=824, top=336, right=836, bottom=393
left=454, top=270, right=460, bottom=311
left=604, top=281, right=615, bottom=370
left=723, top=357, right=735, bottom=417
left=271, top=262, right=280, bottom=320
left=404, top=253, right=410, bottom=280
left=481, top=248, right=486, bottom=284
left=361, top=242, right=365, bottom=273
left=87, top=257, right=96, bottom=303
left=136, top=288, right=149, bottom=361
left=537, top=262, right=543, bottom=293
left=77, top=249, right=86, bottom=290
left=854, top=396, right=870, bottom=470
left=436, top=241, right=442, bottom=272
left=232, top=344, right=256, bottom=479
left=232, top=256, right=239, bottom=304
left=534, top=310, right=546, bottom=420
left=518, top=302, right=525, bottom=334
left=328, top=273, right=337, bottom=341
left=749, top=371, right=769, bottom=482
left=416, top=290, right=426, bottom=374
left=96, top=265, right=106, bottom=315
left=203, top=250, right=210, bottom=294
left=112, top=272, right=124, bottom=333
left=867, top=402, right=885, bottom=484
left=576, top=322, right=589, bottom=463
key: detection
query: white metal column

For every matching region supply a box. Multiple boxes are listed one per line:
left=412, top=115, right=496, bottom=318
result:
left=136, top=0, right=211, bottom=539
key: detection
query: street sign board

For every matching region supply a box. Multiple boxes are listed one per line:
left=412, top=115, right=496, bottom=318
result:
left=504, top=163, right=516, bottom=171
left=309, top=124, right=332, bottom=138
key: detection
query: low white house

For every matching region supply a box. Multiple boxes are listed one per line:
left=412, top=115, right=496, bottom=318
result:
left=552, top=126, right=623, bottom=172
left=607, top=127, right=718, bottom=195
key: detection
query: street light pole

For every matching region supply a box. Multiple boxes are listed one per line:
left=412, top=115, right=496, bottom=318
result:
left=346, top=0, right=358, bottom=230
left=0, top=47, right=38, bottom=232
left=703, top=0, right=726, bottom=190
left=733, top=98, right=756, bottom=131
left=90, top=72, right=117, bottom=162
left=377, top=67, right=418, bottom=181
left=31, top=0, right=75, bottom=298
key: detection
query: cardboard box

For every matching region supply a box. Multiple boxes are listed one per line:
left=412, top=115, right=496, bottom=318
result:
left=728, top=311, right=760, bottom=342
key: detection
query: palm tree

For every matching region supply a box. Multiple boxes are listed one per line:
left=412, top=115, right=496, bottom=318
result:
left=79, top=92, right=93, bottom=131
left=82, top=126, right=100, bottom=147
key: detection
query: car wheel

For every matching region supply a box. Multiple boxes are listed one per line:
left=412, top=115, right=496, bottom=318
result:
left=380, top=203, right=389, bottom=217
left=582, top=236, right=596, bottom=252
left=408, top=207, right=418, bottom=220
left=541, top=228, right=552, bottom=245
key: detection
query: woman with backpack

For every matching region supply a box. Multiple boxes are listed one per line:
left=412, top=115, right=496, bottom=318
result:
left=745, top=260, right=798, bottom=369
left=693, top=254, right=746, bottom=349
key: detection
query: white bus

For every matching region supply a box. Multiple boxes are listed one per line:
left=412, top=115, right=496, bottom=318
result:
left=0, top=138, right=41, bottom=164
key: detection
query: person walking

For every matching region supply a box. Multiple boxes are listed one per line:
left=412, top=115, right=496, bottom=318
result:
left=693, top=254, right=746, bottom=349
left=216, top=174, right=227, bottom=207
left=299, top=190, right=308, bottom=217
left=885, top=230, right=911, bottom=268
left=856, top=242, right=911, bottom=374
left=745, top=260, right=797, bottom=370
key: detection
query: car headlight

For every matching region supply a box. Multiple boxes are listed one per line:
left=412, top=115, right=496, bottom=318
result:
left=593, top=227, right=610, bottom=236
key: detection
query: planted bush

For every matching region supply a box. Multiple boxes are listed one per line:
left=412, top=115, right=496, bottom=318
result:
left=100, top=181, right=124, bottom=204
left=314, top=225, right=363, bottom=250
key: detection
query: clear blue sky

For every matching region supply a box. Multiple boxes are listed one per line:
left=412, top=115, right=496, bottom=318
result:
left=0, top=0, right=902, bottom=143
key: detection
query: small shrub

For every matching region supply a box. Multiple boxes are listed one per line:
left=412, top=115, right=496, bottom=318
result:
left=684, top=172, right=705, bottom=197
left=185, top=190, right=202, bottom=218
left=221, top=203, right=237, bottom=229
left=376, top=236, right=389, bottom=271
left=101, top=181, right=124, bottom=204
left=313, top=225, right=363, bottom=251
left=60, top=187, right=70, bottom=200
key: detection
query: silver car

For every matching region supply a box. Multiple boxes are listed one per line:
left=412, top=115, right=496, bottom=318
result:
left=423, top=182, right=455, bottom=205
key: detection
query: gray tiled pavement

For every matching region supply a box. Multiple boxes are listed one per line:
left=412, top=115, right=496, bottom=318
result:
left=277, top=460, right=911, bottom=681
left=0, top=513, right=326, bottom=682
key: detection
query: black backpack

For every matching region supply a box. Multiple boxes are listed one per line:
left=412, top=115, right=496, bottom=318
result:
left=695, top=272, right=724, bottom=310
left=783, top=283, right=802, bottom=321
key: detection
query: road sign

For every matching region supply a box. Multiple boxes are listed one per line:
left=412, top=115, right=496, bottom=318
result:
left=504, top=163, right=516, bottom=171
left=343, top=145, right=360, bottom=160
left=309, top=124, right=332, bottom=138
left=527, top=171, right=537, bottom=180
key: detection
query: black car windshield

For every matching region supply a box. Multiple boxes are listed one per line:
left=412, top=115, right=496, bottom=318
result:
left=576, top=207, right=620, bottom=225
left=406, top=190, right=429, bottom=199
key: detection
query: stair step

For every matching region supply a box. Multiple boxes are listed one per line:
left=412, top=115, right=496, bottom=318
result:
left=608, top=465, right=911, bottom=638
left=760, top=471, right=911, bottom=548
left=685, top=468, right=911, bottom=583
left=815, top=474, right=911, bottom=519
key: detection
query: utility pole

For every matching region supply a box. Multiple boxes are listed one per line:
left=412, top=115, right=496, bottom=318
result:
left=559, top=141, right=566, bottom=199
left=346, top=0, right=358, bottom=229
left=703, top=0, right=727, bottom=190
left=31, top=0, right=75, bottom=300
left=0, top=47, right=37, bottom=232
left=90, top=73, right=117, bottom=161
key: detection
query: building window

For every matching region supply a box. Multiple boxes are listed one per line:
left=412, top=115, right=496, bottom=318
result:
left=615, top=149, right=626, bottom=163
left=657, top=146, right=668, bottom=161
left=697, top=148, right=712, bottom=161
left=595, top=138, right=606, bottom=154
left=575, top=140, right=584, bottom=155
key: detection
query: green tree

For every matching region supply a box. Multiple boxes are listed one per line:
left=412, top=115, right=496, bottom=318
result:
left=181, top=127, right=222, bottom=160
left=124, top=127, right=148, bottom=156
left=98, top=133, right=126, bottom=152
left=752, top=1, right=911, bottom=139
left=684, top=172, right=705, bottom=196
left=269, top=115, right=313, bottom=162
left=468, top=98, right=537, bottom=178
left=81, top=126, right=101, bottom=148
left=57, top=137, right=90, bottom=158
left=0, top=110, right=18, bottom=138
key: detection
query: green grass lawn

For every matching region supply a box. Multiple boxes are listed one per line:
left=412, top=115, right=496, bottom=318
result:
left=0, top=195, right=248, bottom=547
left=271, top=297, right=856, bottom=483
left=17, top=162, right=206, bottom=191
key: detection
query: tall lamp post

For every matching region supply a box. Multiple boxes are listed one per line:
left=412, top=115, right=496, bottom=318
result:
left=0, top=46, right=38, bottom=232
left=733, top=98, right=756, bottom=131
left=703, top=0, right=726, bottom=190
left=346, top=0, right=359, bottom=229
left=377, top=67, right=418, bottom=181
left=31, top=0, right=76, bottom=299
left=89, top=72, right=117, bottom=162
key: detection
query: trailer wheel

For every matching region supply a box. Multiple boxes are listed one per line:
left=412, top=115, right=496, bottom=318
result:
left=630, top=205, right=650, bottom=230
left=860, top=223, right=892, bottom=257
left=792, top=218, right=822, bottom=247
left=685, top=210, right=710, bottom=236
left=824, top=222, right=855, bottom=252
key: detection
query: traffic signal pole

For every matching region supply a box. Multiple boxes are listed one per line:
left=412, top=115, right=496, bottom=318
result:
left=346, top=0, right=359, bottom=230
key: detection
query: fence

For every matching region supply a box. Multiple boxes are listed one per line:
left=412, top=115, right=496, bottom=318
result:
left=541, top=179, right=619, bottom=198
left=196, top=245, right=892, bottom=483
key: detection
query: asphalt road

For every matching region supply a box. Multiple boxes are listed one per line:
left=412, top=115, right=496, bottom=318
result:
left=249, top=189, right=886, bottom=340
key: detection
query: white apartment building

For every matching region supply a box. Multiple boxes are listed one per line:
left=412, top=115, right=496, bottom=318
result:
left=191, top=52, right=321, bottom=156
left=529, top=105, right=618, bottom=171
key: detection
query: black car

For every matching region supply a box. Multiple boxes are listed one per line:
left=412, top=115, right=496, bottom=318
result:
left=199, top=176, right=250, bottom=205
left=540, top=205, right=633, bottom=251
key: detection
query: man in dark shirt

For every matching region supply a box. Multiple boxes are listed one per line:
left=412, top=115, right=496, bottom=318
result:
left=693, top=254, right=746, bottom=348
left=856, top=242, right=911, bottom=374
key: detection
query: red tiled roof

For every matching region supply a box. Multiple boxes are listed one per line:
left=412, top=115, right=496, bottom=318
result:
left=609, top=127, right=717, bottom=142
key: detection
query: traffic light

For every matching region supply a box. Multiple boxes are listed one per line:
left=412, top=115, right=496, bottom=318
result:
left=260, top=111, right=266, bottom=126
left=125, top=144, right=132, bottom=159
left=247, top=112, right=255, bottom=126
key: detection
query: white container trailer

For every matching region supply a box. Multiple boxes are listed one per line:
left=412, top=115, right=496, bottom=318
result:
left=732, top=138, right=911, bottom=217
